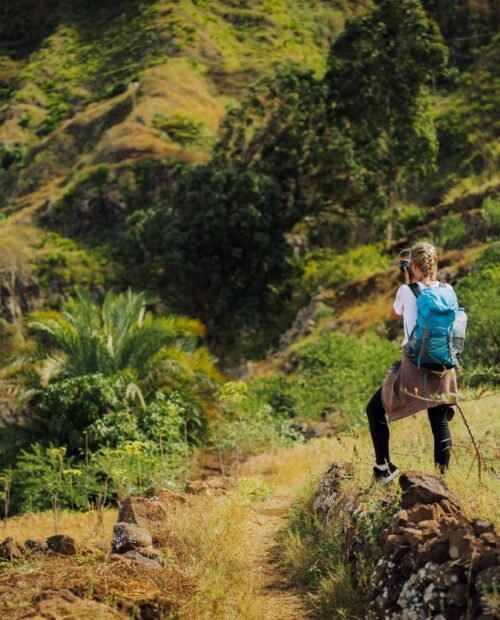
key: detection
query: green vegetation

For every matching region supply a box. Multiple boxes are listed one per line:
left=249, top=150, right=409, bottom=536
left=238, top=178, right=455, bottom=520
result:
left=437, top=212, right=468, bottom=249
left=455, top=243, right=500, bottom=383
left=123, top=164, right=293, bottom=347
left=281, top=481, right=400, bottom=618
left=209, top=380, right=302, bottom=461
left=1, top=289, right=220, bottom=515
left=301, top=244, right=389, bottom=292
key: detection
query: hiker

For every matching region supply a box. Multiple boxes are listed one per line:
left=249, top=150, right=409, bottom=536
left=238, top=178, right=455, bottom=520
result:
left=366, top=242, right=459, bottom=483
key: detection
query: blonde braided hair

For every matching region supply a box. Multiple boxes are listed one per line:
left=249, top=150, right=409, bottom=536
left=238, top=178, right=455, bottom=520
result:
left=411, top=242, right=438, bottom=285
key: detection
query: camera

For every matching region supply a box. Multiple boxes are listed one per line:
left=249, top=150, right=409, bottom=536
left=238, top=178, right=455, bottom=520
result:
left=399, top=250, right=413, bottom=280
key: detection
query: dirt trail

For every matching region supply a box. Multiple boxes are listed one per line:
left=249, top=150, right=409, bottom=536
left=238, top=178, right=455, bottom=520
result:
left=193, top=449, right=312, bottom=618
left=244, top=488, right=309, bottom=619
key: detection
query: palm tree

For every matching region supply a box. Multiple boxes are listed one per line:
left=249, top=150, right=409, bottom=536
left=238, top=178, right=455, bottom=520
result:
left=10, top=289, right=222, bottom=404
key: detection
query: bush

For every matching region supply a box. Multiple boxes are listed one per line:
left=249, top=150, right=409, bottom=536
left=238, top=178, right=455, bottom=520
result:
left=37, top=374, right=122, bottom=453
left=302, top=244, right=389, bottom=292
left=209, top=381, right=303, bottom=458
left=482, top=195, right=500, bottom=234
left=11, top=444, right=97, bottom=514
left=438, top=213, right=468, bottom=249
left=290, top=331, right=398, bottom=425
left=455, top=242, right=500, bottom=383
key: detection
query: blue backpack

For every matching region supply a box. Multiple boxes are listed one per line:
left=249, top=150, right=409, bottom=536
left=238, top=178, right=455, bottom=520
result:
left=404, top=283, right=459, bottom=368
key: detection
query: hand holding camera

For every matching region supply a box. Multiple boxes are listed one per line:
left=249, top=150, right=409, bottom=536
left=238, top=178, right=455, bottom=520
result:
left=399, top=251, right=414, bottom=284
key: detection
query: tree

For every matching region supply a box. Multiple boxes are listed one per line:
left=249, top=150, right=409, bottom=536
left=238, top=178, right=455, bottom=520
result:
left=11, top=288, right=221, bottom=402
left=326, top=0, right=448, bottom=249
left=215, top=64, right=367, bottom=242
left=123, top=164, right=295, bottom=347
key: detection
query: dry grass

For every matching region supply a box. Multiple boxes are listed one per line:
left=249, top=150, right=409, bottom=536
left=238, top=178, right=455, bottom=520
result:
left=0, top=394, right=497, bottom=618
left=242, top=392, right=500, bottom=526
left=1, top=508, right=117, bottom=550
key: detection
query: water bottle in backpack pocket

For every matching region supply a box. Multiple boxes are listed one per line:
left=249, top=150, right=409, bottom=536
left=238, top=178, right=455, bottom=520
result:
left=404, top=283, right=462, bottom=368
left=451, top=307, right=467, bottom=357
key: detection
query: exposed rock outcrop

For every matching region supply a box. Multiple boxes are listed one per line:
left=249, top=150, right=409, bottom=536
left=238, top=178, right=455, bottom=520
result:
left=313, top=464, right=499, bottom=620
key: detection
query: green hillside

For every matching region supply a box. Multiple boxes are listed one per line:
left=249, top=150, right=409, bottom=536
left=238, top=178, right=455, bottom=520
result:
left=0, top=3, right=498, bottom=617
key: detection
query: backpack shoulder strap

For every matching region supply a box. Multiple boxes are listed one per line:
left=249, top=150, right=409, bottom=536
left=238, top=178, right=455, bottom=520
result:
left=408, top=283, right=421, bottom=299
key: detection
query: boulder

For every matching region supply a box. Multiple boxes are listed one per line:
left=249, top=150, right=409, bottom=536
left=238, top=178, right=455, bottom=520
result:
left=399, top=471, right=461, bottom=509
left=25, top=538, right=48, bottom=552
left=118, top=496, right=169, bottom=529
left=121, top=550, right=162, bottom=569
left=46, top=535, right=77, bottom=556
left=155, top=488, right=188, bottom=505
left=0, top=537, right=23, bottom=560
left=112, top=522, right=152, bottom=554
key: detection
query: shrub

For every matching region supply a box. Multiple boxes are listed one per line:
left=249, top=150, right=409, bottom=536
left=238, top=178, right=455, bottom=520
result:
left=209, top=381, right=303, bottom=458
left=482, top=195, right=500, bottom=234
left=438, top=213, right=468, bottom=249
left=302, top=244, right=389, bottom=292
left=290, top=331, right=398, bottom=425
left=37, top=374, right=122, bottom=453
left=455, top=242, right=500, bottom=383
left=11, top=444, right=97, bottom=514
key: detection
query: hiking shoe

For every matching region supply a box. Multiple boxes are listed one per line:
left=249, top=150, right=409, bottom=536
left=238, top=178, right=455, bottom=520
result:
left=373, top=463, right=400, bottom=484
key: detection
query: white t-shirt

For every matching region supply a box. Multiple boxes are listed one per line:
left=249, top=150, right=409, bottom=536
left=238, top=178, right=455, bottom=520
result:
left=393, top=282, right=453, bottom=346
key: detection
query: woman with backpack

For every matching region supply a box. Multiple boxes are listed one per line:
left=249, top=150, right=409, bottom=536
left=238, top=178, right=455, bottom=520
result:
left=366, top=242, right=459, bottom=483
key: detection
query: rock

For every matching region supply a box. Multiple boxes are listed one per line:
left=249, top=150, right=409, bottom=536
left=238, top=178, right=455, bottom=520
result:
left=446, top=583, right=467, bottom=607
left=418, top=539, right=449, bottom=564
left=475, top=565, right=500, bottom=592
left=383, top=534, right=408, bottom=556
left=471, top=550, right=499, bottom=572
left=0, top=537, right=23, bottom=560
left=440, top=498, right=463, bottom=515
left=443, top=605, right=463, bottom=620
left=136, top=546, right=161, bottom=559
left=399, top=471, right=461, bottom=509
left=313, top=462, right=354, bottom=518
left=46, top=535, right=77, bottom=556
left=112, top=523, right=153, bottom=554
left=479, top=532, right=498, bottom=547
left=118, top=496, right=169, bottom=529
left=473, top=518, right=495, bottom=537
left=185, top=476, right=233, bottom=495
left=25, top=538, right=48, bottom=552
left=390, top=509, right=409, bottom=531
left=449, top=530, right=486, bottom=562
left=185, top=479, right=210, bottom=494
left=155, top=488, right=188, bottom=505
left=401, top=527, right=424, bottom=547
left=121, top=550, right=162, bottom=569
left=406, top=502, right=444, bottom=524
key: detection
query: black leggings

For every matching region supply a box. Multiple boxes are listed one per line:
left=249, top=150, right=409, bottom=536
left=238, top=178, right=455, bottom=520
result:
left=366, top=387, right=453, bottom=471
